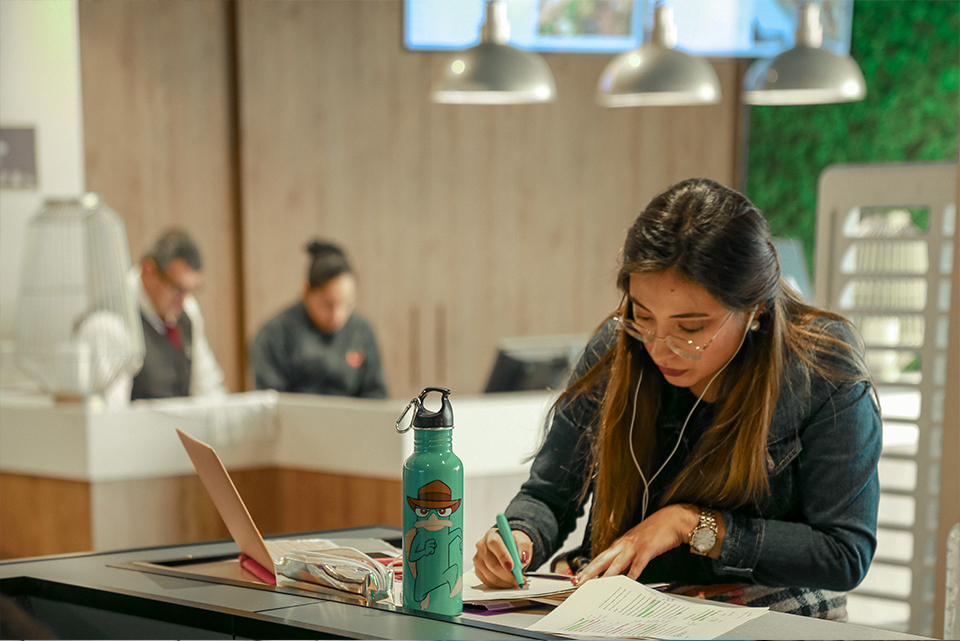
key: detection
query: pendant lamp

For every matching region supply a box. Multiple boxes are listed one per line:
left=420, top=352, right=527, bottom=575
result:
left=743, top=3, right=866, bottom=105
left=432, top=0, right=556, bottom=105
left=597, top=4, right=720, bottom=107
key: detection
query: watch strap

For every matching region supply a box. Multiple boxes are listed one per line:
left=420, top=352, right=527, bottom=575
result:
left=688, top=508, right=719, bottom=555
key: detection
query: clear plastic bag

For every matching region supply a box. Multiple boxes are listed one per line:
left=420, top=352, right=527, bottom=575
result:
left=275, top=547, right=394, bottom=602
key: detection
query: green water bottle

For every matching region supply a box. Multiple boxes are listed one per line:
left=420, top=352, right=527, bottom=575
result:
left=395, top=387, right=463, bottom=616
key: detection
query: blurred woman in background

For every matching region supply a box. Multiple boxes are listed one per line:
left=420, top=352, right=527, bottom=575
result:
left=250, top=239, right=387, bottom=398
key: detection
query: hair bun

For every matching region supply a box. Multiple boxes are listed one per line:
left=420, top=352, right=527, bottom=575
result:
left=306, top=239, right=344, bottom=257
left=305, top=239, right=351, bottom=289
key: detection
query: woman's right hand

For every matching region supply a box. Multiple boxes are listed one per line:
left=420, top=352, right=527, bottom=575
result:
left=473, top=527, right=533, bottom=588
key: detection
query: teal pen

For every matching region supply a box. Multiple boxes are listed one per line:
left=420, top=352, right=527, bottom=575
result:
left=495, top=512, right=525, bottom=588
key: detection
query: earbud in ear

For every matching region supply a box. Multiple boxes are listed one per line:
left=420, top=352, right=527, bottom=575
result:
left=750, top=320, right=761, bottom=331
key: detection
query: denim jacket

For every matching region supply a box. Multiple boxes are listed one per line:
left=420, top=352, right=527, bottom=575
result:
left=504, top=318, right=882, bottom=592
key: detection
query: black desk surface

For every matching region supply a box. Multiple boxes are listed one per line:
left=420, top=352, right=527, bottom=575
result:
left=0, top=526, right=926, bottom=640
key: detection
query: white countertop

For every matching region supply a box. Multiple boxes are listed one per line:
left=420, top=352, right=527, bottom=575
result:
left=0, top=389, right=556, bottom=483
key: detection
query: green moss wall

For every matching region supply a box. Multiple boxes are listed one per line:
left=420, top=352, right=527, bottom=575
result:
left=744, top=0, right=959, bottom=275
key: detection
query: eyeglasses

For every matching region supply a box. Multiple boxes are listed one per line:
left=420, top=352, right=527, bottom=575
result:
left=156, top=268, right=195, bottom=298
left=615, top=301, right=735, bottom=361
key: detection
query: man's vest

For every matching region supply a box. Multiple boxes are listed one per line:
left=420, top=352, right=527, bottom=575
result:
left=130, top=312, right=194, bottom=400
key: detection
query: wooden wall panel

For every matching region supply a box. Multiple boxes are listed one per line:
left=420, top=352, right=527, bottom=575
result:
left=76, top=0, right=741, bottom=399
left=91, top=474, right=227, bottom=551
left=238, top=0, right=741, bottom=399
left=276, top=470, right=402, bottom=534
left=0, top=473, right=91, bottom=559
left=89, top=469, right=277, bottom=552
left=1, top=468, right=396, bottom=559
left=78, top=0, right=242, bottom=392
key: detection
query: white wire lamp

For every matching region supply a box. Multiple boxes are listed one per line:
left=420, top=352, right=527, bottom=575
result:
left=15, top=193, right=144, bottom=403
left=432, top=0, right=556, bottom=105
left=597, top=3, right=721, bottom=107
left=743, top=3, right=866, bottom=105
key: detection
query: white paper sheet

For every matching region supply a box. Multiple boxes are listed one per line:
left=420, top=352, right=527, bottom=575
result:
left=528, top=575, right=767, bottom=640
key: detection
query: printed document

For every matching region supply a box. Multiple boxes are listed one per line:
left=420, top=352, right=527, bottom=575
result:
left=528, top=575, right=767, bottom=640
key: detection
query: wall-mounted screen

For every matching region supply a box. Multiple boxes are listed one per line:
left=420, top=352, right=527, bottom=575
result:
left=404, top=0, right=853, bottom=58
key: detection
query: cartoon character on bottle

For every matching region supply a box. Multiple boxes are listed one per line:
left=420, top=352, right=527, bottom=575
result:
left=404, top=479, right=463, bottom=610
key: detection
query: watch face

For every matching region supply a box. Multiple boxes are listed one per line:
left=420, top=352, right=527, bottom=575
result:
left=691, top=527, right=717, bottom=554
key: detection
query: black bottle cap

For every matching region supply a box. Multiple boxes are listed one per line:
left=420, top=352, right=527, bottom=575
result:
left=412, top=387, right=454, bottom=429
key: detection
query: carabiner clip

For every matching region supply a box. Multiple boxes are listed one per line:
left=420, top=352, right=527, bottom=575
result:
left=395, top=397, right=420, bottom=433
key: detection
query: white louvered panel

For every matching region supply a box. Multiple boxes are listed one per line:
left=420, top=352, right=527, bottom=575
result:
left=815, top=162, right=957, bottom=638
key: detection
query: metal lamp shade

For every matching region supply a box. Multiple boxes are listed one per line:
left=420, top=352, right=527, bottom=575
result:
left=598, top=45, right=721, bottom=107
left=432, top=42, right=556, bottom=105
left=742, top=45, right=866, bottom=105
left=15, top=194, right=144, bottom=399
left=743, top=3, right=866, bottom=106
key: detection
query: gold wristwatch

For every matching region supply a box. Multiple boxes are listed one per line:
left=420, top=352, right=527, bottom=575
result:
left=689, top=508, right=718, bottom=556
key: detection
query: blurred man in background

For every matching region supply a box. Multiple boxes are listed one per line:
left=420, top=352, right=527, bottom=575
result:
left=126, top=229, right=226, bottom=400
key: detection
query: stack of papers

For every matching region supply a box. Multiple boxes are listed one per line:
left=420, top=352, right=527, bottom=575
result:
left=528, top=575, right=767, bottom=640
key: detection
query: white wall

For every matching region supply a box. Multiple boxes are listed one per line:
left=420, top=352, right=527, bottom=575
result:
left=0, top=0, right=85, bottom=387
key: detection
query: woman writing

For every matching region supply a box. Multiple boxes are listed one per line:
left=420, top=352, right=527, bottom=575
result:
left=473, top=178, right=881, bottom=618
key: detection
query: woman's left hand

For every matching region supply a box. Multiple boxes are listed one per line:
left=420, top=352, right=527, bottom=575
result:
left=573, top=504, right=701, bottom=585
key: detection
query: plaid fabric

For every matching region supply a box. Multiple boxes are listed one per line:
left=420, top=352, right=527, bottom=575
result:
left=667, top=584, right=848, bottom=621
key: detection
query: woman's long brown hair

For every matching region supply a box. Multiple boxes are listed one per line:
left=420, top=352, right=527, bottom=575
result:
left=558, top=179, right=871, bottom=556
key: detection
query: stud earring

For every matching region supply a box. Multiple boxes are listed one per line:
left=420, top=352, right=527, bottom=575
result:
left=750, top=320, right=761, bottom=331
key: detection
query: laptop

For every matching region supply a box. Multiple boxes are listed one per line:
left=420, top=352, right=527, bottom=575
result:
left=176, top=428, right=396, bottom=585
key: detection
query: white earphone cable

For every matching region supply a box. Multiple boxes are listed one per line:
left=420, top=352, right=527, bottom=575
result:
left=627, top=309, right=757, bottom=521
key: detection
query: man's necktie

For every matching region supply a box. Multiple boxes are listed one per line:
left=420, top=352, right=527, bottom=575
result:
left=165, top=323, right=183, bottom=351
